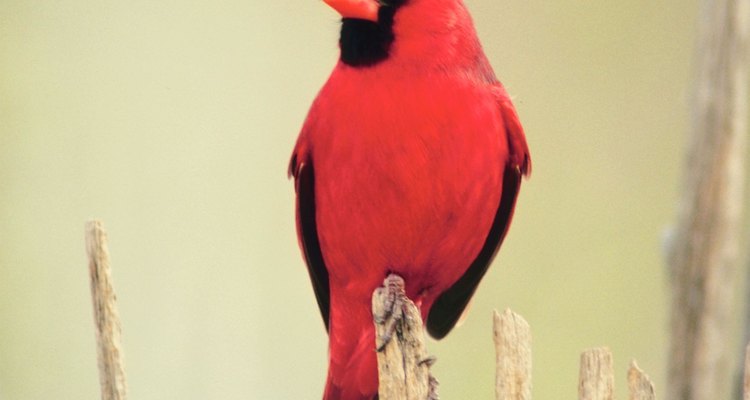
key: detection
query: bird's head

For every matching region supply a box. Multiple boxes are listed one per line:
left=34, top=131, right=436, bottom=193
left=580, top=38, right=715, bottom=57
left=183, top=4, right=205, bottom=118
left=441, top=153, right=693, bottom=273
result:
left=323, top=0, right=481, bottom=69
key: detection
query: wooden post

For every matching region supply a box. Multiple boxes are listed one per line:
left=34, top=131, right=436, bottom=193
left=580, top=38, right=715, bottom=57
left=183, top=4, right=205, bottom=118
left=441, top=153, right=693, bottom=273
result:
left=373, top=274, right=437, bottom=400
left=664, top=0, right=749, bottom=398
left=86, top=220, right=128, bottom=400
left=628, top=360, right=656, bottom=400
left=493, top=309, right=531, bottom=400
left=579, top=347, right=614, bottom=400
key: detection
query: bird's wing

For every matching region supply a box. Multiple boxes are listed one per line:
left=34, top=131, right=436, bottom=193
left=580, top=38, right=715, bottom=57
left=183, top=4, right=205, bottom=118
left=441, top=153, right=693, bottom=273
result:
left=426, top=93, right=530, bottom=340
left=289, top=154, right=331, bottom=331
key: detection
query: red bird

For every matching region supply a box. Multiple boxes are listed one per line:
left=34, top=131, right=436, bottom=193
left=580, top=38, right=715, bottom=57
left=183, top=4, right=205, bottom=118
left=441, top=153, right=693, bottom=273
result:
left=289, top=0, right=530, bottom=398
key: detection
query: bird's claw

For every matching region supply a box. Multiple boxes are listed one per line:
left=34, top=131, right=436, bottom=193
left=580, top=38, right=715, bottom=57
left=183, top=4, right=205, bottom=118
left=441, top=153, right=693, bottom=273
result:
left=375, top=274, right=408, bottom=352
left=418, top=355, right=437, bottom=367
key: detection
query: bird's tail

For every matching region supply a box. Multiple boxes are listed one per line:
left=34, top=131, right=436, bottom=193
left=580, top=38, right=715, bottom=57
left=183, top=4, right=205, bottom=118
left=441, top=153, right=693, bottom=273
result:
left=323, top=293, right=379, bottom=400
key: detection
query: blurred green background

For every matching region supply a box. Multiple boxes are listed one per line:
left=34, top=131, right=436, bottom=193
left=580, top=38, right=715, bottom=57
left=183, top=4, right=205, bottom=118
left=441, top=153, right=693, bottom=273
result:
left=0, top=0, right=720, bottom=398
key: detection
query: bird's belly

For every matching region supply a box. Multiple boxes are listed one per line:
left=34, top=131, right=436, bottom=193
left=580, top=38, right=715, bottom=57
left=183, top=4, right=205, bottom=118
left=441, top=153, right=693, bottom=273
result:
left=314, top=120, right=504, bottom=301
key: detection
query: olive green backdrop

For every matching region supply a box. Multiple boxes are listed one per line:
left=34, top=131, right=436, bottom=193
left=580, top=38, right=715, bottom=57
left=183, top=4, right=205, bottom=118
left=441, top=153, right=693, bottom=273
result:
left=0, top=0, right=709, bottom=398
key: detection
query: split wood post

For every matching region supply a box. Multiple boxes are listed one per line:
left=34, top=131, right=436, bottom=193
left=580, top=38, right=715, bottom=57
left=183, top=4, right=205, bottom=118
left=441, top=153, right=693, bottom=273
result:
left=493, top=308, right=531, bottom=400
left=742, top=273, right=750, bottom=398
left=664, top=0, right=749, bottom=398
left=86, top=220, right=128, bottom=400
left=372, top=274, right=436, bottom=400
left=628, top=360, right=656, bottom=400
left=579, top=347, right=614, bottom=400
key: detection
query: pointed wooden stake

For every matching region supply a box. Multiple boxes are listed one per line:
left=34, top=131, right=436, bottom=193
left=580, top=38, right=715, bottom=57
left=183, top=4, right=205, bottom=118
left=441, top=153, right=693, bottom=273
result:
left=628, top=360, right=656, bottom=400
left=373, top=274, right=437, bottom=400
left=86, top=220, right=128, bottom=400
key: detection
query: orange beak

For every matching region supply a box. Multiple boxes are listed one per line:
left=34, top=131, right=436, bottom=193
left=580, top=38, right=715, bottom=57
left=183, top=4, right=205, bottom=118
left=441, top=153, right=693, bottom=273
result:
left=323, top=0, right=379, bottom=22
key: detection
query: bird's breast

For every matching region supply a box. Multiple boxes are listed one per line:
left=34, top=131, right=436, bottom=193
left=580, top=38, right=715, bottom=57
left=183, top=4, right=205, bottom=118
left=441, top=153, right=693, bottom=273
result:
left=310, top=72, right=507, bottom=300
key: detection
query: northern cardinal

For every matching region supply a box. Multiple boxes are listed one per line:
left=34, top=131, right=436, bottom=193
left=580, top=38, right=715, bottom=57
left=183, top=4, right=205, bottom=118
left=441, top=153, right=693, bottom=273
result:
left=289, top=0, right=530, bottom=398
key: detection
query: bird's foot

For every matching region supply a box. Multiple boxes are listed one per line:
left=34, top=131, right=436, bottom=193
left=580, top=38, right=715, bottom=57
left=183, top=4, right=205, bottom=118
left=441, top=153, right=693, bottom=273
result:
left=418, top=355, right=437, bottom=367
left=374, top=274, right=408, bottom=352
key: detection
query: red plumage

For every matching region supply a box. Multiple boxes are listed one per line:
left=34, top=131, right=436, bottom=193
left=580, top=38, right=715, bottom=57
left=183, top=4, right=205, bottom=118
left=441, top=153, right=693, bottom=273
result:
left=289, top=0, right=530, bottom=398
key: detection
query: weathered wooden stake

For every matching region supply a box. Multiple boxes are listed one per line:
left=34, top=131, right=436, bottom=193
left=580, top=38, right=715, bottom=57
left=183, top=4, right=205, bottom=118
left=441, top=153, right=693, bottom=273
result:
left=579, top=347, right=614, bottom=400
left=628, top=360, right=656, bottom=400
left=664, top=0, right=749, bottom=398
left=493, top=308, right=531, bottom=400
left=373, top=274, right=436, bottom=400
left=86, top=220, right=128, bottom=400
